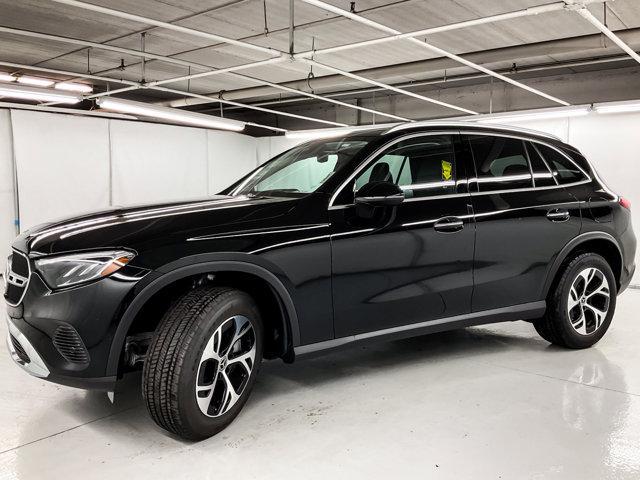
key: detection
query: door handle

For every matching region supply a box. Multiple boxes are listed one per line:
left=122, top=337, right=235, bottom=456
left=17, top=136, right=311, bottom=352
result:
left=546, top=208, right=570, bottom=222
left=434, top=217, right=464, bottom=233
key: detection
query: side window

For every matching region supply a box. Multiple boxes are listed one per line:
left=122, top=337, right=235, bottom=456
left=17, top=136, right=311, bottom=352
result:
left=467, top=135, right=533, bottom=191
left=352, top=135, right=456, bottom=200
left=525, top=141, right=556, bottom=187
left=535, top=144, right=587, bottom=184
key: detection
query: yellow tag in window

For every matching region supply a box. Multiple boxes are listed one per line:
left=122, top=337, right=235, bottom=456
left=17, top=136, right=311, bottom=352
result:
left=441, top=160, right=452, bottom=181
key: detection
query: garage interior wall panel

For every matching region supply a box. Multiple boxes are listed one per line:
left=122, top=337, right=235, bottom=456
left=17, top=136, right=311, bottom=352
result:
left=10, top=110, right=111, bottom=232
left=0, top=110, right=15, bottom=273
left=207, top=131, right=258, bottom=193
left=110, top=120, right=208, bottom=206
left=256, top=136, right=301, bottom=164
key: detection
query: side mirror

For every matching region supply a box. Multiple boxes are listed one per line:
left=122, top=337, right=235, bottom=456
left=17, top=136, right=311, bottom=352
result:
left=354, top=181, right=404, bottom=207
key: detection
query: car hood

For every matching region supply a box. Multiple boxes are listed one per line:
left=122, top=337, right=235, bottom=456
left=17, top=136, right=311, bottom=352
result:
left=16, top=194, right=298, bottom=260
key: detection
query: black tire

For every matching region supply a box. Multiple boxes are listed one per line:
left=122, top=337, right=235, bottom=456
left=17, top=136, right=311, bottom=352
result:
left=534, top=253, right=617, bottom=349
left=143, top=286, right=263, bottom=440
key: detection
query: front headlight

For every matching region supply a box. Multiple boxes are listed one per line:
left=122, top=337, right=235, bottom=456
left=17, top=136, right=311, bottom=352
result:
left=35, top=250, right=135, bottom=289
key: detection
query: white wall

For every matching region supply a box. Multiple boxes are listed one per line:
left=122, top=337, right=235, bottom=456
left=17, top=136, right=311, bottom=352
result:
left=109, top=120, right=208, bottom=206
left=11, top=110, right=111, bottom=230
left=209, top=131, right=257, bottom=192
left=0, top=109, right=260, bottom=273
left=256, top=136, right=300, bottom=164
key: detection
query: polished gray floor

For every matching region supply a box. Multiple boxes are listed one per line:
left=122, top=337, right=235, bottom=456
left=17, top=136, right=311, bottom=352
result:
left=2, top=289, right=640, bottom=479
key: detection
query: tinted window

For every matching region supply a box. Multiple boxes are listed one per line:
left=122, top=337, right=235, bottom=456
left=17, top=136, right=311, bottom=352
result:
left=352, top=135, right=456, bottom=200
left=467, top=135, right=532, bottom=191
left=536, top=144, right=587, bottom=184
left=525, top=141, right=556, bottom=187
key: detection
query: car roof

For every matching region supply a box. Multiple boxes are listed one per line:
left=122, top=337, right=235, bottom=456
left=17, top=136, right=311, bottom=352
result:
left=384, top=120, right=563, bottom=142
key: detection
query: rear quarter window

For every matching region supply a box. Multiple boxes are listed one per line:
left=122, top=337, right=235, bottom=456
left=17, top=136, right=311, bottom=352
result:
left=535, top=144, right=587, bottom=184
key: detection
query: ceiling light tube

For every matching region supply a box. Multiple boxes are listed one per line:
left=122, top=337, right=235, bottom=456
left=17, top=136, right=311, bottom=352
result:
left=594, top=100, right=640, bottom=114
left=96, top=97, right=245, bottom=132
left=55, top=82, right=93, bottom=93
left=17, top=75, right=55, bottom=87
left=0, top=83, right=82, bottom=104
left=477, top=107, right=590, bottom=124
left=0, top=73, right=16, bottom=82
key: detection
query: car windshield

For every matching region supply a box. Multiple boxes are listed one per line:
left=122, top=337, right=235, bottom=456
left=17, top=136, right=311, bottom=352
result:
left=231, top=135, right=377, bottom=197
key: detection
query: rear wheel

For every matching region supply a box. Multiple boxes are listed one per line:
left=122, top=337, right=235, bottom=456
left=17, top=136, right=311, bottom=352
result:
left=534, top=253, right=616, bottom=349
left=143, top=286, right=263, bottom=440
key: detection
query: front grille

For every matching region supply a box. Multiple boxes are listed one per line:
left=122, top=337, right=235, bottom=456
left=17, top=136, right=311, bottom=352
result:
left=4, top=250, right=31, bottom=306
left=53, top=324, right=90, bottom=364
left=10, top=333, right=30, bottom=363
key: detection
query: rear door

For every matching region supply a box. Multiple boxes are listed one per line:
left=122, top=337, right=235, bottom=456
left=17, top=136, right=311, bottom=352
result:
left=462, top=132, right=582, bottom=311
left=329, top=132, right=475, bottom=337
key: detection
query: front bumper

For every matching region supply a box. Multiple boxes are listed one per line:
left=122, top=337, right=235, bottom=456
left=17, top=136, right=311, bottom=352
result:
left=6, top=316, right=49, bottom=378
left=6, top=312, right=120, bottom=390
left=4, top=261, right=148, bottom=390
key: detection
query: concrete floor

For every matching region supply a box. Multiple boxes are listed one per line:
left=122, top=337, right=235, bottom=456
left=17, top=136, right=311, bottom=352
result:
left=1, top=291, right=640, bottom=479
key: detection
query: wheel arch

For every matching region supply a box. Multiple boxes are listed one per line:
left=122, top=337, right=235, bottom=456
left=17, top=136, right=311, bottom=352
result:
left=106, top=254, right=300, bottom=377
left=542, top=232, right=623, bottom=299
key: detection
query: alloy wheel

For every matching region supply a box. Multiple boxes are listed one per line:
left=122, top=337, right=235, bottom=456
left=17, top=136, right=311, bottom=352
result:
left=567, top=267, right=610, bottom=336
left=195, top=315, right=256, bottom=417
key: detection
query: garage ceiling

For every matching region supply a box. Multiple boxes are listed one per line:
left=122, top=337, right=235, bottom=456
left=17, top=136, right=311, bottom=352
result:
left=0, top=0, right=639, bottom=131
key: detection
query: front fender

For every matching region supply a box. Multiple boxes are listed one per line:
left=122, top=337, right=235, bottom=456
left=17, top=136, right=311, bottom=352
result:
left=105, top=253, right=301, bottom=377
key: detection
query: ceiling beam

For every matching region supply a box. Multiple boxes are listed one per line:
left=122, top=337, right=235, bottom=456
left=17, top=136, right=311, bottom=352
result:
left=301, top=58, right=478, bottom=115
left=292, top=0, right=606, bottom=60
left=47, top=0, right=281, bottom=57
left=301, top=0, right=572, bottom=106
left=152, top=86, right=347, bottom=127
left=0, top=27, right=406, bottom=122
left=220, top=53, right=634, bottom=111
left=0, top=62, right=340, bottom=131
left=0, top=26, right=212, bottom=71
left=570, top=3, right=640, bottom=65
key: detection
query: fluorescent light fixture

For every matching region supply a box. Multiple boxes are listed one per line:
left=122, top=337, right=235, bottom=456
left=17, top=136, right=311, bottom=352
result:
left=96, top=97, right=245, bottom=131
left=594, top=100, right=640, bottom=114
left=285, top=128, right=355, bottom=140
left=0, top=73, right=16, bottom=82
left=17, top=75, right=55, bottom=87
left=55, top=82, right=93, bottom=93
left=478, top=106, right=590, bottom=124
left=0, top=83, right=82, bottom=104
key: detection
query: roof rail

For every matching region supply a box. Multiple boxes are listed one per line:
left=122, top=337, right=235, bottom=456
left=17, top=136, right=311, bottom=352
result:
left=385, top=120, right=563, bottom=142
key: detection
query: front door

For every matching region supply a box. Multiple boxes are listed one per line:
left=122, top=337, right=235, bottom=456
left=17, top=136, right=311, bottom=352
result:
left=329, top=133, right=475, bottom=337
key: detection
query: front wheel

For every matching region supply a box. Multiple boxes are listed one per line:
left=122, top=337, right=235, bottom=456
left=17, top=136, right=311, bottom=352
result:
left=143, top=286, right=263, bottom=440
left=535, top=253, right=616, bottom=349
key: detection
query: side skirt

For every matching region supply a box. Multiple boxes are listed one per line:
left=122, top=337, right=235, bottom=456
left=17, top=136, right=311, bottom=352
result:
left=294, top=301, right=546, bottom=356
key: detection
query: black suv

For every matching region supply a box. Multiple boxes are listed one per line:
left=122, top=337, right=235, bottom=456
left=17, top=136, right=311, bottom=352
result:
left=4, top=122, right=636, bottom=440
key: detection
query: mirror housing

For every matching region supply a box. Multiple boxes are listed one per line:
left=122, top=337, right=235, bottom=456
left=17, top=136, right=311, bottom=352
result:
left=354, top=181, right=405, bottom=207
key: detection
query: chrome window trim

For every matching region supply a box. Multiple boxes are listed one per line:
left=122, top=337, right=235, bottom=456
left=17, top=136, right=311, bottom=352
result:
left=527, top=141, right=559, bottom=186
left=459, top=130, right=592, bottom=185
left=468, top=179, right=591, bottom=197
left=328, top=131, right=457, bottom=209
left=4, top=250, right=31, bottom=308
left=528, top=139, right=591, bottom=186
left=328, top=130, right=592, bottom=211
